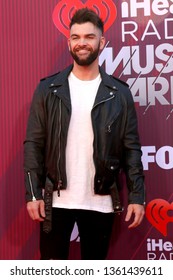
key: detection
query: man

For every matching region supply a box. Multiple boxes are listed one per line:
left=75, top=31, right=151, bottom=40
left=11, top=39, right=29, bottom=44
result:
left=24, top=8, right=145, bottom=260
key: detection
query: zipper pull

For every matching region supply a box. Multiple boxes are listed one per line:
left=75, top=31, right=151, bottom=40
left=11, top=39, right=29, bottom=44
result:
left=107, top=125, right=111, bottom=133
left=57, top=180, right=62, bottom=197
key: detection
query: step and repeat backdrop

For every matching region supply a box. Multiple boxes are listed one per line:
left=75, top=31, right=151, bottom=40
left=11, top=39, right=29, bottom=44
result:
left=0, top=0, right=173, bottom=260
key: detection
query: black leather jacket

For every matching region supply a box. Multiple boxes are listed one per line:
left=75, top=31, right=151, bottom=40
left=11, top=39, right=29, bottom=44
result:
left=24, top=65, right=145, bottom=232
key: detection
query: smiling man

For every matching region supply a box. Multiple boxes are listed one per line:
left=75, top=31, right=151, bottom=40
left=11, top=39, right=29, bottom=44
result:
left=24, top=8, right=145, bottom=260
left=69, top=22, right=104, bottom=67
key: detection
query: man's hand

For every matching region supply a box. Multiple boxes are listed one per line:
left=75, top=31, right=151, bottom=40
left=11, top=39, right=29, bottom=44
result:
left=125, top=204, right=145, bottom=228
left=27, top=200, right=45, bottom=222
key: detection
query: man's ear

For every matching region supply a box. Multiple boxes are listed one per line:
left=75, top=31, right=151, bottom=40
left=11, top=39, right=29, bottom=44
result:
left=100, top=36, right=106, bottom=50
left=67, top=38, right=70, bottom=51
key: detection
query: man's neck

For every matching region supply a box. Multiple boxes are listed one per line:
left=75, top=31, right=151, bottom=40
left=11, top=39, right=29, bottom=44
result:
left=72, top=61, right=100, bottom=81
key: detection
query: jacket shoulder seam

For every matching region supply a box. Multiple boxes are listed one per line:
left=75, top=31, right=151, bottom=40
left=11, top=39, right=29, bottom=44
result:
left=111, top=76, right=129, bottom=87
left=40, top=72, right=60, bottom=81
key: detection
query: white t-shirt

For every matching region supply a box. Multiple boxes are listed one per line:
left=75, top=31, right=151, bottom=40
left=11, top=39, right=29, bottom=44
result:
left=52, top=72, right=113, bottom=213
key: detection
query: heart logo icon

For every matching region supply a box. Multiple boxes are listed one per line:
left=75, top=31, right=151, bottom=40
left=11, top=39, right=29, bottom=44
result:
left=52, top=0, right=117, bottom=38
left=146, top=199, right=173, bottom=236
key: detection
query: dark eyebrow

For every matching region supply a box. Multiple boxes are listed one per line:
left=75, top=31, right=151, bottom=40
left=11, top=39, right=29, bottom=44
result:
left=86, top=33, right=96, bottom=36
left=70, top=33, right=96, bottom=38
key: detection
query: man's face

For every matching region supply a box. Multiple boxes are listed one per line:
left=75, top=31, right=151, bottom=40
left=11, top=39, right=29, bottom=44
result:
left=68, top=22, right=105, bottom=66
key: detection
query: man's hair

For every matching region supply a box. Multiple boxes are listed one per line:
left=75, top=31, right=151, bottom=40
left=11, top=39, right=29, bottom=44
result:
left=69, top=8, right=104, bottom=34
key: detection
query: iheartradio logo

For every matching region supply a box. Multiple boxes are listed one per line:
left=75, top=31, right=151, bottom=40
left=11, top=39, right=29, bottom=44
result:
left=52, top=0, right=117, bottom=37
left=146, top=199, right=173, bottom=237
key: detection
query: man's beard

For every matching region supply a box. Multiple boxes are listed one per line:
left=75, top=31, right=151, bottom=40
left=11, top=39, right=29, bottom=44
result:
left=69, top=44, right=100, bottom=66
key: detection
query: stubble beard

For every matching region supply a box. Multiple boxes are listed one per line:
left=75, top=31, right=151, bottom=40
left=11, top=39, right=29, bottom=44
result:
left=70, top=44, right=100, bottom=66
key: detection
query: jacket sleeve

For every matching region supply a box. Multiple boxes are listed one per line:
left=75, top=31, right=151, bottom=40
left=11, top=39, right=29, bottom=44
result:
left=23, top=83, right=46, bottom=202
left=122, top=88, right=145, bottom=205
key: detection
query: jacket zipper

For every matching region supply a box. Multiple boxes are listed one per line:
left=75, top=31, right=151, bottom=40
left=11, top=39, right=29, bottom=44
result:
left=107, top=115, right=119, bottom=133
left=27, top=172, right=36, bottom=201
left=57, top=99, right=62, bottom=196
left=92, top=95, right=115, bottom=133
left=93, top=93, right=118, bottom=133
left=92, top=95, right=115, bottom=110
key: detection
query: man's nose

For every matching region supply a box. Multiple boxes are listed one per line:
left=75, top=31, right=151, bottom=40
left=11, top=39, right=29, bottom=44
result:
left=78, top=38, right=87, bottom=46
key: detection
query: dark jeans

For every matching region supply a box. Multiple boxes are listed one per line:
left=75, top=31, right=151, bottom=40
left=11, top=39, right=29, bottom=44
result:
left=40, top=207, right=114, bottom=260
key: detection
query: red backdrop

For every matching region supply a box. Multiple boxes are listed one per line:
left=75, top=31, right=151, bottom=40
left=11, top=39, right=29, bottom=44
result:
left=0, top=0, right=173, bottom=260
